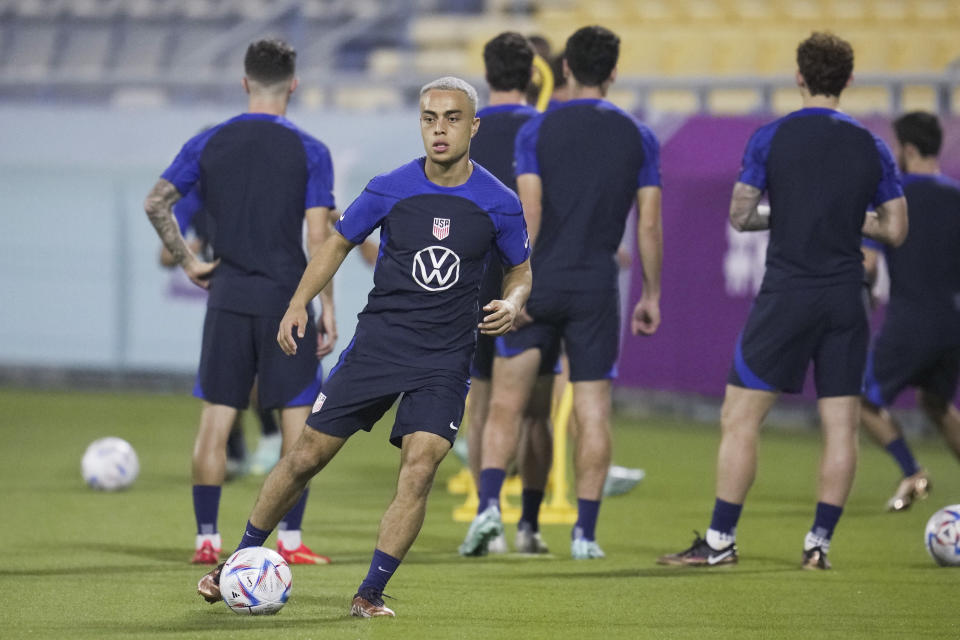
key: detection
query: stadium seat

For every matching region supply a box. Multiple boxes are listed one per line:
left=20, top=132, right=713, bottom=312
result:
left=58, top=23, right=113, bottom=76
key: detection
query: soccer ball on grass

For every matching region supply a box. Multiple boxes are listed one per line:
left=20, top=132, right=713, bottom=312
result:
left=924, top=505, right=960, bottom=567
left=81, top=437, right=139, bottom=490
left=220, top=547, right=292, bottom=615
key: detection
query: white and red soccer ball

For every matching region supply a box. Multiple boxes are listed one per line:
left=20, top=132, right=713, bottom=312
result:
left=925, top=504, right=960, bottom=567
left=220, top=547, right=292, bottom=615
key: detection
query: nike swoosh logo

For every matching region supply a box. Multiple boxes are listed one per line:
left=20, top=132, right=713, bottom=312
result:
left=377, top=565, right=392, bottom=573
left=339, top=214, right=345, bottom=221
left=707, top=550, right=733, bottom=565
left=449, top=422, right=458, bottom=431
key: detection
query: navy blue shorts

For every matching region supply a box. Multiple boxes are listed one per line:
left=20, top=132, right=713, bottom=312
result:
left=863, top=325, right=960, bottom=407
left=497, top=288, right=619, bottom=381
left=306, top=347, right=469, bottom=448
left=728, top=284, right=869, bottom=398
left=194, top=308, right=321, bottom=410
left=470, top=334, right=496, bottom=380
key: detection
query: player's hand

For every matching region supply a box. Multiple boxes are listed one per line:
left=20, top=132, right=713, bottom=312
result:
left=631, top=296, right=660, bottom=336
left=479, top=299, right=518, bottom=336
left=182, top=257, right=219, bottom=290
left=316, top=304, right=337, bottom=358
left=278, top=304, right=309, bottom=356
left=512, top=306, right=534, bottom=330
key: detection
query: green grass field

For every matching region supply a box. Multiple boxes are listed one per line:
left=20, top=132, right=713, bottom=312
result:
left=1, top=388, right=957, bottom=639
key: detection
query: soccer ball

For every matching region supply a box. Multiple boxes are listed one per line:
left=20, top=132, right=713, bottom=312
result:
left=81, top=437, right=139, bottom=490
left=924, top=505, right=960, bottom=567
left=220, top=547, right=292, bottom=615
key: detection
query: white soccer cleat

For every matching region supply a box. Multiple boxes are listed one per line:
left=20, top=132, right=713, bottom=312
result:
left=603, top=465, right=645, bottom=497
left=249, top=433, right=282, bottom=475
left=515, top=522, right=549, bottom=554
left=458, top=506, right=504, bottom=557
left=487, top=532, right=508, bottom=554
left=571, top=538, right=605, bottom=560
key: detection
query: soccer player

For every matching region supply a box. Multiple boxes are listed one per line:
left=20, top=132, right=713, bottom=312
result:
left=463, top=32, right=548, bottom=555
left=460, top=25, right=663, bottom=560
left=196, top=76, right=532, bottom=618
left=144, top=39, right=336, bottom=566
left=159, top=184, right=285, bottom=480
left=861, top=111, right=960, bottom=511
left=657, top=32, right=908, bottom=570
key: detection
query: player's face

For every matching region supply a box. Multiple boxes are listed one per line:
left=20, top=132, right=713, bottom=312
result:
left=419, top=90, right=479, bottom=166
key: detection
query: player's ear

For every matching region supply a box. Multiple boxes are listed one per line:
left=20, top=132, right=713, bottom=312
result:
left=844, top=73, right=853, bottom=90
left=562, top=57, right=572, bottom=81
left=609, top=66, right=618, bottom=84
left=471, top=115, right=480, bottom=138
left=795, top=69, right=806, bottom=89
left=242, top=77, right=250, bottom=94
left=289, top=76, right=299, bottom=95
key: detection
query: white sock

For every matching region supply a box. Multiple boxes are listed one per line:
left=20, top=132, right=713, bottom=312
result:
left=277, top=529, right=302, bottom=549
left=804, top=531, right=830, bottom=552
left=196, top=533, right=222, bottom=550
left=706, top=528, right=735, bottom=550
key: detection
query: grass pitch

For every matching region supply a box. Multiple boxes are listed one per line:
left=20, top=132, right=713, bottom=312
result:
left=0, top=388, right=957, bottom=639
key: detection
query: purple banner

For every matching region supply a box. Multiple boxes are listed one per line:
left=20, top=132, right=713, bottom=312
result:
left=618, top=114, right=960, bottom=403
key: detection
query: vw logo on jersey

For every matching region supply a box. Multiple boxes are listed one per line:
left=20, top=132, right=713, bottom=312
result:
left=412, top=245, right=461, bottom=292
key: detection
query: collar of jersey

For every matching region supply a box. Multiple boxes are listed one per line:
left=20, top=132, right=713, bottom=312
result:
left=557, top=97, right=608, bottom=109
left=230, top=112, right=290, bottom=124
left=477, top=104, right=535, bottom=117
left=417, top=157, right=478, bottom=191
left=902, top=172, right=946, bottom=186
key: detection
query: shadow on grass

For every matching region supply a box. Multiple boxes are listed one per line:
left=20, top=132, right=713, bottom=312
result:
left=0, top=563, right=167, bottom=577
left=79, top=608, right=361, bottom=636
left=519, top=564, right=796, bottom=580
left=65, top=541, right=190, bottom=564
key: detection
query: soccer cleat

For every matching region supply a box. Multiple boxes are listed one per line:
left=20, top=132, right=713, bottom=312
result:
left=603, top=465, right=646, bottom=497
left=249, top=433, right=282, bottom=475
left=657, top=531, right=738, bottom=566
left=571, top=537, right=605, bottom=559
left=487, top=532, right=508, bottom=554
left=191, top=540, right=221, bottom=565
left=277, top=540, right=332, bottom=565
left=351, top=589, right=396, bottom=618
left=515, top=522, right=549, bottom=554
left=197, top=562, right=225, bottom=603
left=801, top=547, right=832, bottom=570
left=886, top=469, right=931, bottom=512
left=458, top=505, right=504, bottom=557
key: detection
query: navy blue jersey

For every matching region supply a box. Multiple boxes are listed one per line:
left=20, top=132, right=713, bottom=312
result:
left=739, top=108, right=902, bottom=292
left=868, top=174, right=960, bottom=333
left=515, top=98, right=661, bottom=291
left=470, top=103, right=538, bottom=315
left=161, top=113, right=335, bottom=316
left=335, top=158, right=530, bottom=375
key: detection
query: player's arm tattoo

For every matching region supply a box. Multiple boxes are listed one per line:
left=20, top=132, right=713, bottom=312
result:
left=729, top=182, right=769, bottom=231
left=144, top=178, right=192, bottom=265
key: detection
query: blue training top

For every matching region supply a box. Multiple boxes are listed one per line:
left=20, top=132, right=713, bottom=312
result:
left=470, top=103, right=539, bottom=319
left=514, top=97, right=661, bottom=292
left=738, top=108, right=902, bottom=292
left=335, top=158, right=530, bottom=375
left=161, top=112, right=335, bottom=316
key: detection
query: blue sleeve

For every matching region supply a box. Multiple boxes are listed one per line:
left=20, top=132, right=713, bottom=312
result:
left=334, top=184, right=393, bottom=244
left=492, top=209, right=531, bottom=267
left=871, top=136, right=904, bottom=208
left=301, top=136, right=336, bottom=210
left=637, top=124, right=662, bottom=188
left=160, top=129, right=213, bottom=196
left=514, top=116, right=542, bottom=176
left=737, top=124, right=775, bottom=191
left=172, top=187, right=202, bottom=234
left=861, top=236, right=884, bottom=251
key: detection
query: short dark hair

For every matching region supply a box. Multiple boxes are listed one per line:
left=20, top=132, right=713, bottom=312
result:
left=796, top=32, right=853, bottom=98
left=550, top=54, right=567, bottom=89
left=244, top=38, right=296, bottom=85
left=483, top=32, right=534, bottom=92
left=894, top=111, right=942, bottom=157
left=564, top=26, right=619, bottom=88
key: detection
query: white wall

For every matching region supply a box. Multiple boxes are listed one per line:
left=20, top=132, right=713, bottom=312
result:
left=0, top=105, right=423, bottom=373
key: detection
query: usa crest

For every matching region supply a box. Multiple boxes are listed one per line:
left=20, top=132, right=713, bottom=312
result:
left=433, top=218, right=450, bottom=240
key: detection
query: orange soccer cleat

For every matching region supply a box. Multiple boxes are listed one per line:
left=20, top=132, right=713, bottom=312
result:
left=277, top=540, right=332, bottom=565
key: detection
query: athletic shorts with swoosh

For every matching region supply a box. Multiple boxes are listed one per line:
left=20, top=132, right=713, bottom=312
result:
left=305, top=347, right=469, bottom=448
